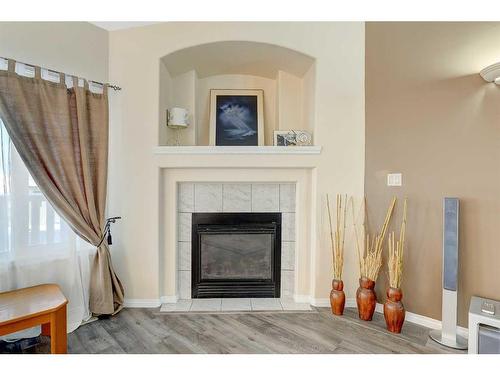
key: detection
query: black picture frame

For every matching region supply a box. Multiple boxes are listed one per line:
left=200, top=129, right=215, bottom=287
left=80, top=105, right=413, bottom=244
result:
left=209, top=89, right=264, bottom=146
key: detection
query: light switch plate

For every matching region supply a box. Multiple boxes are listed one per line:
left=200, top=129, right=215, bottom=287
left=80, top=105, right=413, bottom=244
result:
left=387, top=173, right=402, bottom=186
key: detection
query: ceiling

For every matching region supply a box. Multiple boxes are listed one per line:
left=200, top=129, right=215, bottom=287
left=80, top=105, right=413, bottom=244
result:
left=90, top=22, right=159, bottom=31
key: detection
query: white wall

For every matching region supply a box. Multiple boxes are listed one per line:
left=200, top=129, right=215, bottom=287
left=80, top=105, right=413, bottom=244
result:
left=302, top=65, right=316, bottom=144
left=158, top=60, right=173, bottom=145
left=0, top=22, right=108, bottom=82
left=277, top=70, right=303, bottom=132
left=171, top=70, right=197, bottom=145
left=107, top=22, right=365, bottom=303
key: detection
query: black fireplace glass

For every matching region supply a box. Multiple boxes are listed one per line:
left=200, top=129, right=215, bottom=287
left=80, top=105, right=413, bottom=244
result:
left=192, top=212, right=281, bottom=298
left=200, top=233, right=272, bottom=279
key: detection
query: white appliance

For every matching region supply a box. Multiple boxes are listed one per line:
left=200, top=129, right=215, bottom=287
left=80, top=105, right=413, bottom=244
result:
left=468, top=296, right=500, bottom=354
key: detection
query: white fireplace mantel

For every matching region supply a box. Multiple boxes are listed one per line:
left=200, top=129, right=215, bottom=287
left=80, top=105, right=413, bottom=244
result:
left=153, top=146, right=322, bottom=155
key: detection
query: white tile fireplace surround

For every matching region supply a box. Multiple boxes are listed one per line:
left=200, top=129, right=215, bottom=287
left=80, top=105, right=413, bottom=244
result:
left=158, top=167, right=315, bottom=311
left=176, top=182, right=296, bottom=301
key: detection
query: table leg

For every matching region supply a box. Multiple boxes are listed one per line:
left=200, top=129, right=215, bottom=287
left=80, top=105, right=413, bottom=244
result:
left=50, top=305, right=67, bottom=354
left=41, top=322, right=51, bottom=336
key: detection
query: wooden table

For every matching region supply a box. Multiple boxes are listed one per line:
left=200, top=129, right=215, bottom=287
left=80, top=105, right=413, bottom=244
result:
left=0, top=284, right=68, bottom=354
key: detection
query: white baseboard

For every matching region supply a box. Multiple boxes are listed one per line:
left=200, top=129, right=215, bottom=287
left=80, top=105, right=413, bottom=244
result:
left=124, top=295, right=178, bottom=307
left=123, top=299, right=161, bottom=308
left=376, top=302, right=468, bottom=336
left=404, top=306, right=468, bottom=337
left=160, top=295, right=178, bottom=304
left=308, top=297, right=357, bottom=307
left=310, top=298, right=469, bottom=337
left=346, top=298, right=357, bottom=308
left=293, top=294, right=313, bottom=304
left=309, top=297, right=330, bottom=307
left=310, top=297, right=468, bottom=336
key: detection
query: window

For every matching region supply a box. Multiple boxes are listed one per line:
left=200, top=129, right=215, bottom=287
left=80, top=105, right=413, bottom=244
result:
left=0, top=119, right=72, bottom=258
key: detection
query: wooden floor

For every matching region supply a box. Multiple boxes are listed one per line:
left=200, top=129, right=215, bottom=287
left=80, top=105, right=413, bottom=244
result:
left=0, top=307, right=465, bottom=354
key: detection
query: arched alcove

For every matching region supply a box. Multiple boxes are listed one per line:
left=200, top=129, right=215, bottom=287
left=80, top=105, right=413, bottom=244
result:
left=159, top=41, right=316, bottom=146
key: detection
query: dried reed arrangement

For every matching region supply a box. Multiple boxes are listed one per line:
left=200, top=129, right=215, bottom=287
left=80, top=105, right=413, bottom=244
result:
left=387, top=199, right=408, bottom=289
left=326, top=194, right=348, bottom=280
left=352, top=196, right=397, bottom=281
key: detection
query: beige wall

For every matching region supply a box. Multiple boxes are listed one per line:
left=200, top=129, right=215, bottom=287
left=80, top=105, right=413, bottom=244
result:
left=365, top=22, right=500, bottom=326
left=0, top=22, right=108, bottom=81
left=107, top=22, right=365, bottom=303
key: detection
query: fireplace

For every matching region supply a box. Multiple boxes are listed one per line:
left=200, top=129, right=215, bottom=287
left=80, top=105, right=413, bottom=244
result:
left=191, top=212, right=281, bottom=298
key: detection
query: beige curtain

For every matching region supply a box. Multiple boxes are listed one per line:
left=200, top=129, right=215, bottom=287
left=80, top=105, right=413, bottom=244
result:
left=0, top=60, right=123, bottom=315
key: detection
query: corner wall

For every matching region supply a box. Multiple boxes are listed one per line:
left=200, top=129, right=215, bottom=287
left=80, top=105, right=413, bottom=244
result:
left=365, top=22, right=500, bottom=326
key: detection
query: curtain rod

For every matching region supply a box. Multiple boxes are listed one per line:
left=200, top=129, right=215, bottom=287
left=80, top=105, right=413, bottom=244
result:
left=0, top=56, right=122, bottom=91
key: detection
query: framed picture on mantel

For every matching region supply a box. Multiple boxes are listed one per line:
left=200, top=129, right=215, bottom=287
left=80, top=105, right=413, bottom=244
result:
left=209, top=89, right=264, bottom=146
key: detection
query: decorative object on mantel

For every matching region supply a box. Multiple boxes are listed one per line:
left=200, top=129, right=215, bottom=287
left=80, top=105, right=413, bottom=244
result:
left=384, top=198, right=407, bottom=334
left=167, top=107, right=189, bottom=146
left=209, top=89, right=264, bottom=146
left=274, top=130, right=312, bottom=146
left=352, top=196, right=396, bottom=321
left=327, top=194, right=348, bottom=316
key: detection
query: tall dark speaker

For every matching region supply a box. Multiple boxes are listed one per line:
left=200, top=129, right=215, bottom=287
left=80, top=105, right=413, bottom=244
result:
left=429, top=198, right=468, bottom=349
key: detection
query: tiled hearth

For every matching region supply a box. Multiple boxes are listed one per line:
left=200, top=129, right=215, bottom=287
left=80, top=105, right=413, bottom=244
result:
left=160, top=298, right=311, bottom=312
left=175, top=182, right=297, bottom=301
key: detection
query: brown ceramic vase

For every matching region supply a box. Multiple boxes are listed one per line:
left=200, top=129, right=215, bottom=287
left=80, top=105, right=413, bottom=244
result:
left=356, top=277, right=377, bottom=321
left=330, top=279, right=345, bottom=315
left=383, top=287, right=405, bottom=333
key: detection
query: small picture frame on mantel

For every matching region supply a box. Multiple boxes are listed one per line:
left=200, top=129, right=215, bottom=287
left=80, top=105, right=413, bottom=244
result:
left=209, top=89, right=265, bottom=146
left=274, top=130, right=312, bottom=146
